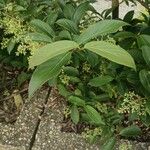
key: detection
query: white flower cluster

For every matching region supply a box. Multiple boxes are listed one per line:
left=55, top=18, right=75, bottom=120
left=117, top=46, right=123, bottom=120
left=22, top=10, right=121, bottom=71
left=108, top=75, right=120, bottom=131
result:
left=95, top=102, right=108, bottom=114
left=0, top=3, right=43, bottom=57
left=118, top=92, right=146, bottom=116
left=82, top=127, right=102, bottom=141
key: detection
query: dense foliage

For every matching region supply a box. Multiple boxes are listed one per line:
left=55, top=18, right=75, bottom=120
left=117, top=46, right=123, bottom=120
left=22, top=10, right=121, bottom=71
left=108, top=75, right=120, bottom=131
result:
left=1, top=0, right=150, bottom=149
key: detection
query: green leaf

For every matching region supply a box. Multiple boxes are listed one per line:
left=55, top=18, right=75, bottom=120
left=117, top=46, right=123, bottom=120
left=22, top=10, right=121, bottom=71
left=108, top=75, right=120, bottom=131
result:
left=120, top=125, right=142, bottom=137
left=137, top=34, right=150, bottom=48
left=89, top=75, right=113, bottom=87
left=63, top=66, right=79, bottom=76
left=29, top=40, right=79, bottom=68
left=63, top=4, right=75, bottom=19
left=141, top=114, right=150, bottom=126
left=146, top=100, right=150, bottom=115
left=77, top=20, right=128, bottom=45
left=85, top=50, right=99, bottom=67
left=139, top=69, right=150, bottom=93
left=128, top=49, right=144, bottom=63
left=30, top=19, right=55, bottom=37
left=0, top=0, right=5, bottom=7
left=69, top=76, right=81, bottom=83
left=48, top=78, right=57, bottom=86
left=85, top=41, right=136, bottom=69
left=84, top=105, right=105, bottom=125
left=18, top=72, right=30, bottom=87
left=81, top=113, right=96, bottom=125
left=123, top=10, right=134, bottom=23
left=57, top=84, right=71, bottom=97
left=47, top=12, right=58, bottom=26
left=93, top=94, right=110, bottom=101
left=59, top=30, right=72, bottom=40
left=74, top=89, right=82, bottom=96
left=57, top=0, right=65, bottom=8
left=29, top=52, right=71, bottom=99
left=71, top=105, right=79, bottom=124
left=141, top=46, right=150, bottom=66
left=113, top=31, right=135, bottom=39
left=28, top=33, right=52, bottom=43
left=73, top=2, right=89, bottom=25
left=56, top=19, right=79, bottom=34
left=102, top=137, right=116, bottom=150
left=7, top=39, right=16, bottom=54
left=14, top=5, right=26, bottom=11
left=68, top=96, right=85, bottom=106
left=127, top=71, right=139, bottom=84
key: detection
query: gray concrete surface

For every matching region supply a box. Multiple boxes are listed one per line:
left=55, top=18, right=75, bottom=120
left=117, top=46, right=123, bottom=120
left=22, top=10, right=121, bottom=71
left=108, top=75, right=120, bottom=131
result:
left=32, top=89, right=99, bottom=150
left=0, top=89, right=49, bottom=150
left=92, top=0, right=144, bottom=18
left=0, top=144, right=25, bottom=150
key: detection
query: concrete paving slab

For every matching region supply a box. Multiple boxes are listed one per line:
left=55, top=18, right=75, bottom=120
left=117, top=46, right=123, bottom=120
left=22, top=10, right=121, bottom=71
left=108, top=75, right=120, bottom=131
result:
left=0, top=144, right=25, bottom=150
left=92, top=0, right=144, bottom=18
left=0, top=89, right=49, bottom=150
left=32, top=89, right=100, bottom=150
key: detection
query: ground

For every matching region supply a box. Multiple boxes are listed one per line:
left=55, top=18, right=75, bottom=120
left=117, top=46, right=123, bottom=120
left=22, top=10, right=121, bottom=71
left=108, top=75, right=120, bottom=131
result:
left=0, top=88, right=149, bottom=150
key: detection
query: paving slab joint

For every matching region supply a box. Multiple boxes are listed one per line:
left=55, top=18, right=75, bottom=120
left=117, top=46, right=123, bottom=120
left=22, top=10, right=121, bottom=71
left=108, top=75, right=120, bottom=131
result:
left=28, top=87, right=52, bottom=150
